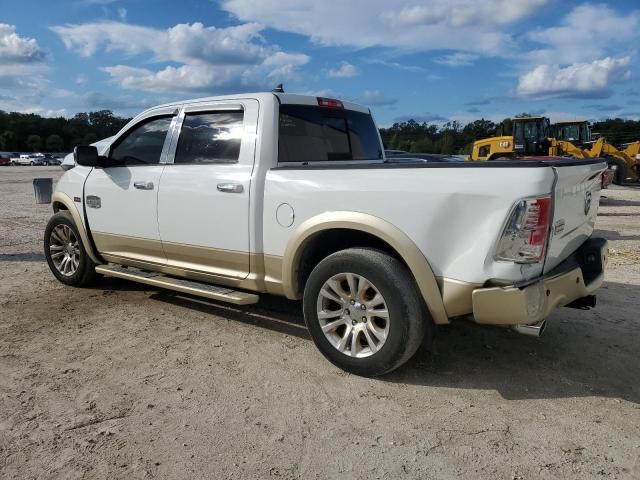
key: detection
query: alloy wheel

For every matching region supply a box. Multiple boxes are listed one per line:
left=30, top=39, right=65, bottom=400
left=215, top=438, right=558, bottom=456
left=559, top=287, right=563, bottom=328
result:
left=49, top=224, right=80, bottom=276
left=316, top=272, right=389, bottom=358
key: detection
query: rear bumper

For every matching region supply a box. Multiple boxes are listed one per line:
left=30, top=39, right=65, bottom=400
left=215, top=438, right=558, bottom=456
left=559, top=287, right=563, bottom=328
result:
left=472, top=237, right=608, bottom=326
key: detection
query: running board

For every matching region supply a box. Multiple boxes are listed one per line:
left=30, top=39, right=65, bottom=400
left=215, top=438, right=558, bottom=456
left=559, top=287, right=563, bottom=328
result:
left=95, top=264, right=259, bottom=305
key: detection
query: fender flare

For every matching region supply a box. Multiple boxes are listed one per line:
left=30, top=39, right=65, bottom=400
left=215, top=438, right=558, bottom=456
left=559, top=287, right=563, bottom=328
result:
left=281, top=211, right=449, bottom=325
left=51, top=191, right=102, bottom=264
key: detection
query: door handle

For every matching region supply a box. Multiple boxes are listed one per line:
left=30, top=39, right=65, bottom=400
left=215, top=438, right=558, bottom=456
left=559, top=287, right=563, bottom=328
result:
left=217, top=183, right=243, bottom=193
left=133, top=181, right=154, bottom=190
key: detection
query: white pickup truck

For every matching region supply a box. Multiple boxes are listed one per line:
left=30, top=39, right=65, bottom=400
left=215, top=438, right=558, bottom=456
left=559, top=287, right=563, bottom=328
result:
left=11, top=154, right=43, bottom=166
left=44, top=92, right=608, bottom=376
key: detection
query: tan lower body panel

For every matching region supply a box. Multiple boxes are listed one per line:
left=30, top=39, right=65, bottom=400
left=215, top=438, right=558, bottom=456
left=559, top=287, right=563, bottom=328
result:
left=438, top=278, right=481, bottom=317
left=92, top=232, right=167, bottom=265
left=162, top=240, right=249, bottom=280
left=93, top=231, right=286, bottom=296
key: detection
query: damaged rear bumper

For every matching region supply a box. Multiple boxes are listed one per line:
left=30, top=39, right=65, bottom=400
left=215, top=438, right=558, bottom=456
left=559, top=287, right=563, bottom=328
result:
left=471, top=237, right=608, bottom=326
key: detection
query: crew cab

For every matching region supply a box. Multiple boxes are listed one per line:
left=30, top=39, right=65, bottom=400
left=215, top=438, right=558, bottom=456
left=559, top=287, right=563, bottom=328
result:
left=44, top=92, right=608, bottom=376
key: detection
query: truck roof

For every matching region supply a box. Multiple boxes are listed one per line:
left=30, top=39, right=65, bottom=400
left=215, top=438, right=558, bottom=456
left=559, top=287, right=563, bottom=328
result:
left=152, top=92, right=370, bottom=114
left=554, top=119, right=588, bottom=124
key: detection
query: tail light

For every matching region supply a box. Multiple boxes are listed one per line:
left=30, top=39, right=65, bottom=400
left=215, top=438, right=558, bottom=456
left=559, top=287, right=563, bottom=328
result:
left=496, top=196, right=552, bottom=263
left=317, top=97, right=344, bottom=109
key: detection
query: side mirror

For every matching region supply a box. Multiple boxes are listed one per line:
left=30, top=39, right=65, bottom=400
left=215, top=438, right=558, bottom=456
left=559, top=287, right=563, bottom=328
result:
left=74, top=145, right=101, bottom=167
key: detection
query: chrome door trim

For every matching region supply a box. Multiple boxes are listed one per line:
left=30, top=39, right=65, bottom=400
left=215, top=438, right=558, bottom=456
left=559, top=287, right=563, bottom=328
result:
left=161, top=106, right=185, bottom=164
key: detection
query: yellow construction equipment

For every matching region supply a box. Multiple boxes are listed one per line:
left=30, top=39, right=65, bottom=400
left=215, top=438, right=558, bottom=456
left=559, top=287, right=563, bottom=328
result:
left=470, top=116, right=640, bottom=184
left=551, top=120, right=639, bottom=184
left=470, top=116, right=550, bottom=161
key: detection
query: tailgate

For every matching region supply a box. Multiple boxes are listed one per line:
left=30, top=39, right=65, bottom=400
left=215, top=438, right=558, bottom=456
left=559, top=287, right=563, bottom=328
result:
left=544, top=161, right=607, bottom=273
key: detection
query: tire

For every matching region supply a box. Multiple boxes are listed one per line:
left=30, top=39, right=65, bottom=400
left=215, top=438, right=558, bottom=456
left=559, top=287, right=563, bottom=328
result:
left=30, top=161, right=35, bottom=166
left=44, top=211, right=97, bottom=287
left=303, top=248, right=431, bottom=376
left=607, top=157, right=628, bottom=185
left=10, top=161, right=16, bottom=166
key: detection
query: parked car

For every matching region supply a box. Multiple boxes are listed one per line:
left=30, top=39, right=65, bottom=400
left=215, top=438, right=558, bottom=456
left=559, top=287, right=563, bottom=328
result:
left=42, top=154, right=62, bottom=166
left=0, top=153, right=11, bottom=166
left=43, top=92, right=608, bottom=376
left=10, top=154, right=43, bottom=166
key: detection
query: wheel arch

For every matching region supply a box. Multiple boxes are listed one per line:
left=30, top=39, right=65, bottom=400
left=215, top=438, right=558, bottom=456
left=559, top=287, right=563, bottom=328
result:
left=51, top=191, right=102, bottom=264
left=282, top=211, right=449, bottom=325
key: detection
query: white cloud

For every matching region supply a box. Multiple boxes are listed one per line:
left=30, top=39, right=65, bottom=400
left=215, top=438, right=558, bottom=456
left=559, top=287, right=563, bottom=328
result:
left=76, top=73, right=88, bottom=85
left=52, top=21, right=309, bottom=93
left=387, top=0, right=547, bottom=27
left=360, top=89, right=397, bottom=107
left=327, top=62, right=358, bottom=78
left=221, top=0, right=546, bottom=56
left=517, top=57, right=631, bottom=98
left=0, top=24, right=56, bottom=115
left=364, top=58, right=425, bottom=72
left=0, top=23, right=46, bottom=64
left=52, top=21, right=274, bottom=65
left=117, top=8, right=127, bottom=20
left=101, top=57, right=308, bottom=94
left=433, top=52, right=478, bottom=67
left=51, top=22, right=157, bottom=57
left=526, top=4, right=640, bottom=64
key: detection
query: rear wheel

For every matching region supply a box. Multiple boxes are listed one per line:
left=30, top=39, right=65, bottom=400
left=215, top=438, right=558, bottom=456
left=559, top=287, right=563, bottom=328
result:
left=44, top=211, right=97, bottom=287
left=303, top=248, right=431, bottom=376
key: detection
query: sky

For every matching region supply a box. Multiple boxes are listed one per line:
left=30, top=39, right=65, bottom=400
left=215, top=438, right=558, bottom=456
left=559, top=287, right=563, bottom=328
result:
left=1, top=0, right=639, bottom=126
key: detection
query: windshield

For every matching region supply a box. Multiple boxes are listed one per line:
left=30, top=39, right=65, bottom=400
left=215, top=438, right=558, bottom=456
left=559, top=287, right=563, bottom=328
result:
left=278, top=104, right=382, bottom=163
left=556, top=124, right=590, bottom=142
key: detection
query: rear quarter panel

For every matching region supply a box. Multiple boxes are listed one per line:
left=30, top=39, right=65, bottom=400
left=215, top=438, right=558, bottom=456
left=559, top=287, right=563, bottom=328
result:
left=263, top=166, right=556, bottom=285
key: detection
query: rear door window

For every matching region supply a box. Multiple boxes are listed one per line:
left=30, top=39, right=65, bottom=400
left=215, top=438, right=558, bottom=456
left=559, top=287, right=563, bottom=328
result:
left=174, top=111, right=244, bottom=164
left=278, top=105, right=382, bottom=163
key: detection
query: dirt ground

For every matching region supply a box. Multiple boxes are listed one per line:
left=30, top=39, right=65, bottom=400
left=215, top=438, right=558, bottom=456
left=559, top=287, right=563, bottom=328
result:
left=1, top=166, right=639, bottom=480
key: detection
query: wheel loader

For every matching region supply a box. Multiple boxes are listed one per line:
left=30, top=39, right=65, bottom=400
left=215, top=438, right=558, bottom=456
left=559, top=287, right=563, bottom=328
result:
left=470, top=116, right=639, bottom=184
left=551, top=120, right=639, bottom=184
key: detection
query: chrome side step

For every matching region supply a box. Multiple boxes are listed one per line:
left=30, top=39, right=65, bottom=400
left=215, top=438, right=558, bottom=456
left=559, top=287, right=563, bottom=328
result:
left=95, top=264, right=259, bottom=305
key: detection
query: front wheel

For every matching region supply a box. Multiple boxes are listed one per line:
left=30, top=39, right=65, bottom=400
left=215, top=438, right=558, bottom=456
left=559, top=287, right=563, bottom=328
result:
left=44, top=211, right=97, bottom=287
left=303, top=248, right=431, bottom=376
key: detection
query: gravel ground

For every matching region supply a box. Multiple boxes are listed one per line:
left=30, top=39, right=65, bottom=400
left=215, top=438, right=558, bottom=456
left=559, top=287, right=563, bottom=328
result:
left=1, top=166, right=639, bottom=479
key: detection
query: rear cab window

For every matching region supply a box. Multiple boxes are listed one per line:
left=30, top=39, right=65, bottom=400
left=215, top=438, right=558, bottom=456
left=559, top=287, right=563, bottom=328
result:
left=278, top=104, right=383, bottom=164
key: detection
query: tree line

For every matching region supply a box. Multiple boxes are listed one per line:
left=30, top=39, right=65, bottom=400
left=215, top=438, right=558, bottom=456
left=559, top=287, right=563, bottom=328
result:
left=0, top=110, right=131, bottom=153
left=1, top=108, right=639, bottom=155
left=380, top=117, right=640, bottom=155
